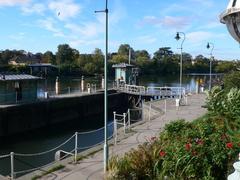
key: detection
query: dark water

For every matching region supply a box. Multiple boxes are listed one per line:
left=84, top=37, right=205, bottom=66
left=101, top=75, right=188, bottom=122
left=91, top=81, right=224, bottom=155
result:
left=0, top=74, right=221, bottom=177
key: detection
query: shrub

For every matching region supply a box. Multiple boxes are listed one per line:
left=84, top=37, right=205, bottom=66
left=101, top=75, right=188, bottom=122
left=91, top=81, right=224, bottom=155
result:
left=108, top=116, right=240, bottom=180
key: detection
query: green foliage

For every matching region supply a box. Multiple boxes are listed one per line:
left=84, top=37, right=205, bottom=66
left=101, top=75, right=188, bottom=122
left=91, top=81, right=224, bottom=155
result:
left=107, top=116, right=240, bottom=180
left=224, top=71, right=240, bottom=91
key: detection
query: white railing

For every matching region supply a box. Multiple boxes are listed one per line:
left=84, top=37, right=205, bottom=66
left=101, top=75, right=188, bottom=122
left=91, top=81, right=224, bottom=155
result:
left=116, top=84, right=186, bottom=97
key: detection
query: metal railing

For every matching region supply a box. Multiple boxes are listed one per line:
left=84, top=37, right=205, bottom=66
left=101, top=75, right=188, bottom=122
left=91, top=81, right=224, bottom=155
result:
left=0, top=122, right=113, bottom=179
left=115, top=83, right=186, bottom=97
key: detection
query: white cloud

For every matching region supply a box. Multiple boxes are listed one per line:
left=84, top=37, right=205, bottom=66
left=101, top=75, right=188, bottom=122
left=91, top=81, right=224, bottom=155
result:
left=136, top=35, right=157, bottom=44
left=140, top=15, right=189, bottom=29
left=48, top=0, right=81, bottom=21
left=38, top=18, right=65, bottom=37
left=0, top=0, right=30, bottom=6
left=21, top=3, right=46, bottom=15
left=187, top=31, right=225, bottom=44
left=69, top=39, right=102, bottom=48
left=65, top=22, right=104, bottom=38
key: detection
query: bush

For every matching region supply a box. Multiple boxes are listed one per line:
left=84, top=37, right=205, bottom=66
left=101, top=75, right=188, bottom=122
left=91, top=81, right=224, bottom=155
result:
left=108, top=116, right=240, bottom=180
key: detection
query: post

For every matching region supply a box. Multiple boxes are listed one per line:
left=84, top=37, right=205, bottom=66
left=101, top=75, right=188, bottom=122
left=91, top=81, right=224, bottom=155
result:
left=142, top=99, right=144, bottom=121
left=94, top=0, right=109, bottom=172
left=68, top=87, right=71, bottom=94
left=81, top=76, right=84, bottom=92
left=209, top=57, right=212, bottom=90
left=15, top=92, right=17, bottom=103
left=123, top=113, right=126, bottom=134
left=164, top=99, right=167, bottom=113
left=102, top=76, right=104, bottom=89
left=10, top=152, right=15, bottom=180
left=113, top=112, right=117, bottom=145
left=87, top=83, right=91, bottom=94
left=55, top=76, right=59, bottom=95
left=128, top=109, right=131, bottom=128
left=149, top=104, right=151, bottom=121
left=74, top=132, right=78, bottom=163
left=129, top=48, right=131, bottom=65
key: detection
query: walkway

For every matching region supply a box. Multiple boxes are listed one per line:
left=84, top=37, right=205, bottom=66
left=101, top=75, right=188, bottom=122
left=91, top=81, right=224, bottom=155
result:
left=21, top=93, right=207, bottom=180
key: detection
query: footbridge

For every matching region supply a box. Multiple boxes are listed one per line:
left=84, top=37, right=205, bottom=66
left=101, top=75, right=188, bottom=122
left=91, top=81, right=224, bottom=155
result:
left=115, top=84, right=186, bottom=99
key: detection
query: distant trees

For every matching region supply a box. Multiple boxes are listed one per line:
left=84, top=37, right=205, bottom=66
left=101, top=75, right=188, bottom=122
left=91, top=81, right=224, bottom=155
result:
left=0, top=43, right=238, bottom=76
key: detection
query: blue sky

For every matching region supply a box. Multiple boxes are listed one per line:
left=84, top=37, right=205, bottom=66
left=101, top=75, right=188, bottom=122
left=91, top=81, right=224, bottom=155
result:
left=0, top=0, right=239, bottom=60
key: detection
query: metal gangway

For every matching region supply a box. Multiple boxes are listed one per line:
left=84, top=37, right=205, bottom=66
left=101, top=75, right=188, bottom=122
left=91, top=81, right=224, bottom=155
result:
left=116, top=84, right=186, bottom=98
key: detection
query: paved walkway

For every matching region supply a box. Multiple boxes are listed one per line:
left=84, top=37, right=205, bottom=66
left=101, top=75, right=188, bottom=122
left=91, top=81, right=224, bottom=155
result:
left=25, top=93, right=207, bottom=180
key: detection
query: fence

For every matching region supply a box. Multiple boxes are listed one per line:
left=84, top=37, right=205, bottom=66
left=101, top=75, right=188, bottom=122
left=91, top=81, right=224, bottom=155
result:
left=0, top=106, right=146, bottom=179
left=0, top=122, right=113, bottom=179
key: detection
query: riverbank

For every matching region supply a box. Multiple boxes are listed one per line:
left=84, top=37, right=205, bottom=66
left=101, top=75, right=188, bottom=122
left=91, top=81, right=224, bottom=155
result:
left=18, top=93, right=207, bottom=180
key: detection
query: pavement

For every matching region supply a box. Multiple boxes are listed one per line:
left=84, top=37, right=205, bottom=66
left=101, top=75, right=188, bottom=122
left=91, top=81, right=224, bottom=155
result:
left=19, top=93, right=207, bottom=180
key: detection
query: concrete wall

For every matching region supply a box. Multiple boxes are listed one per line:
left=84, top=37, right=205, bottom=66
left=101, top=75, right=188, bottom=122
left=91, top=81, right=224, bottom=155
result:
left=0, top=91, right=128, bottom=138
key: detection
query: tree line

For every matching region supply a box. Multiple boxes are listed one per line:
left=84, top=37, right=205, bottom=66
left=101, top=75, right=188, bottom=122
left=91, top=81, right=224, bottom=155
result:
left=0, top=44, right=239, bottom=76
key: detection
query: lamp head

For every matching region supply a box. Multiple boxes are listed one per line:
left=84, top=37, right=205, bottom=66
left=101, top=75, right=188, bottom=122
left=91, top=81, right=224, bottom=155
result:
left=206, top=42, right=210, bottom=49
left=175, top=32, right=180, bottom=41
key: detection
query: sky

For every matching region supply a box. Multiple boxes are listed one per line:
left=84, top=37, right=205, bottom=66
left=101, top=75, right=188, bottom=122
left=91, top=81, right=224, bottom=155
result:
left=0, top=0, right=239, bottom=60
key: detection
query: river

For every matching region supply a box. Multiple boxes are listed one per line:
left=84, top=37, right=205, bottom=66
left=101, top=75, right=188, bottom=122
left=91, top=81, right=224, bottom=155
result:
left=0, top=74, right=221, bottom=177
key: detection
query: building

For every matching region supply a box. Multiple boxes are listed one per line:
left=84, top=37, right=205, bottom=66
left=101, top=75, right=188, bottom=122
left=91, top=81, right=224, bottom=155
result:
left=29, top=63, right=58, bottom=77
left=112, top=63, right=139, bottom=85
left=0, top=74, right=40, bottom=105
left=9, top=55, right=40, bottom=66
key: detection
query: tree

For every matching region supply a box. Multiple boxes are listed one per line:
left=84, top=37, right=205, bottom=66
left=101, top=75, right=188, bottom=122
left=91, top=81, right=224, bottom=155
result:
left=42, top=51, right=56, bottom=64
left=56, top=44, right=75, bottom=65
left=92, top=48, right=104, bottom=74
left=153, top=47, right=173, bottom=61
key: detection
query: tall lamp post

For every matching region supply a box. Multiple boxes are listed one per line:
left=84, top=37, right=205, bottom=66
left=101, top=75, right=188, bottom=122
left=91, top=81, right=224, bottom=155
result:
left=206, top=42, right=214, bottom=91
left=95, top=0, right=109, bottom=173
left=175, top=32, right=185, bottom=99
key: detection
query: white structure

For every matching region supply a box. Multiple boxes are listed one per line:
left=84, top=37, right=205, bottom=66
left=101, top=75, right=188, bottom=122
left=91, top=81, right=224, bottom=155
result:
left=228, top=154, right=240, bottom=180
left=220, top=0, right=240, bottom=42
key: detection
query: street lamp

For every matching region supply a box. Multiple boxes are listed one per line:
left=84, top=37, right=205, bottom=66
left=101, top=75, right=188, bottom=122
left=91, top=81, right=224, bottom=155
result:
left=95, top=0, right=109, bottom=173
left=175, top=32, right=185, bottom=99
left=206, top=42, right=214, bottom=91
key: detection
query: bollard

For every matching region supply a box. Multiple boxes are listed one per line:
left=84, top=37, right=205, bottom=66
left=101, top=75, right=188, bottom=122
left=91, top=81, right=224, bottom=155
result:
left=228, top=153, right=240, bottom=180
left=123, top=113, right=126, bottom=134
left=196, top=81, right=199, bottom=94
left=113, top=112, right=117, bottom=145
left=10, top=152, right=15, bottom=180
left=176, top=98, right=180, bottom=110
left=44, top=92, right=49, bottom=99
left=55, top=76, right=59, bottom=95
left=68, top=87, right=71, bottom=94
left=87, top=83, right=91, bottom=94
left=101, top=77, right=104, bottom=89
left=74, top=132, right=78, bottom=163
left=81, top=76, right=84, bottom=92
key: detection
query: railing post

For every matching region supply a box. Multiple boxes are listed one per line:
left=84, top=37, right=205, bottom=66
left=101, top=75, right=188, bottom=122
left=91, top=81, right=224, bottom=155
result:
left=123, top=113, right=126, bottom=134
left=148, top=104, right=151, bottom=121
left=74, top=132, right=78, bottom=163
left=128, top=109, right=131, bottom=128
left=142, top=99, right=144, bottom=121
left=10, top=152, right=15, bottom=180
left=113, top=112, right=117, bottom=145
left=164, top=99, right=167, bottom=113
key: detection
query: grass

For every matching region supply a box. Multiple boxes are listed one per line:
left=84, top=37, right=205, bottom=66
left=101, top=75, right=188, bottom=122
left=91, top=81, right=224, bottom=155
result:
left=31, top=164, right=65, bottom=180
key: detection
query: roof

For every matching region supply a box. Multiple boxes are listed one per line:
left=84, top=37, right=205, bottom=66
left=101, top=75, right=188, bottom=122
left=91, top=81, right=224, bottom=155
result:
left=112, top=63, right=134, bottom=68
left=0, top=74, right=41, bottom=81
left=28, top=63, right=58, bottom=68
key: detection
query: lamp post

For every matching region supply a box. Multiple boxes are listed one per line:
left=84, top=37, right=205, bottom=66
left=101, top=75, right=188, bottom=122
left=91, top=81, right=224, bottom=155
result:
left=95, top=0, right=109, bottom=173
left=206, top=42, right=214, bottom=91
left=175, top=32, right=185, bottom=99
